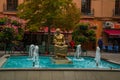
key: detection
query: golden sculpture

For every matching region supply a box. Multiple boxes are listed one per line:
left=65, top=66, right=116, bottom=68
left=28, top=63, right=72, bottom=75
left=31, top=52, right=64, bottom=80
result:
left=53, top=28, right=68, bottom=59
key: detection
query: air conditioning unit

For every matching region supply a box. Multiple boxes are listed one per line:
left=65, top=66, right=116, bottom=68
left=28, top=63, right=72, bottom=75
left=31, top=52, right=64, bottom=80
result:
left=103, top=21, right=114, bottom=29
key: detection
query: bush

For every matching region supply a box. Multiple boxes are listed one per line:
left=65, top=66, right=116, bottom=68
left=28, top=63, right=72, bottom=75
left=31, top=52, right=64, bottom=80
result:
left=11, top=20, right=21, bottom=26
left=89, top=36, right=96, bottom=41
left=0, top=17, right=8, bottom=25
left=76, top=23, right=89, bottom=30
left=78, top=36, right=88, bottom=43
left=87, top=30, right=96, bottom=36
left=2, top=27, right=15, bottom=42
left=72, top=23, right=96, bottom=46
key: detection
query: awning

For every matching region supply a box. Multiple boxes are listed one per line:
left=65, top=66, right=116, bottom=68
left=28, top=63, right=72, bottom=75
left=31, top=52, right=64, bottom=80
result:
left=104, top=29, right=120, bottom=36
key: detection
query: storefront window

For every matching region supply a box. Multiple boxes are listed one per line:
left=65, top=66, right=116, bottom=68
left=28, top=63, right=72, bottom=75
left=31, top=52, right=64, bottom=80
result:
left=81, top=0, right=91, bottom=15
left=7, top=0, right=18, bottom=11
left=115, top=0, right=120, bottom=16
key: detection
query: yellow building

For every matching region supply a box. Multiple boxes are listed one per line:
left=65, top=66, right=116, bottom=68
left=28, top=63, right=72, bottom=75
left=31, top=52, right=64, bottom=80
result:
left=0, top=0, right=120, bottom=50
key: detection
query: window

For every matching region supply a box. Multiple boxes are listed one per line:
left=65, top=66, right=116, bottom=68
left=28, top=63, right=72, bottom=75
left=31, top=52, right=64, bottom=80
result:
left=115, top=0, right=120, bottom=15
left=7, top=0, right=18, bottom=11
left=81, top=0, right=91, bottom=15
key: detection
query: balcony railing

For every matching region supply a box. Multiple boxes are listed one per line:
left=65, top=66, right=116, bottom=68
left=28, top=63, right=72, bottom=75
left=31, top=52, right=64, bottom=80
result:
left=3, top=3, right=18, bottom=12
left=81, top=9, right=94, bottom=16
left=112, top=9, right=120, bottom=16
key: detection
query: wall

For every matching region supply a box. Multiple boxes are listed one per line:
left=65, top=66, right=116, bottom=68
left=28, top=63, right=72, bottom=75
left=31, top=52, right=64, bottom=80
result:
left=0, top=0, right=5, bottom=12
left=0, top=69, right=120, bottom=80
left=0, top=0, right=24, bottom=13
left=92, top=0, right=102, bottom=17
left=92, top=0, right=115, bottom=17
left=18, top=0, right=24, bottom=5
left=0, top=0, right=117, bottom=18
left=102, top=0, right=115, bottom=17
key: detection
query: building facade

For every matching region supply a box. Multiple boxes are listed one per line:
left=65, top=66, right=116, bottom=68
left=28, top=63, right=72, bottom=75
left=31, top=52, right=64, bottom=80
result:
left=75, top=0, right=120, bottom=51
left=0, top=0, right=120, bottom=51
left=0, top=0, right=119, bottom=17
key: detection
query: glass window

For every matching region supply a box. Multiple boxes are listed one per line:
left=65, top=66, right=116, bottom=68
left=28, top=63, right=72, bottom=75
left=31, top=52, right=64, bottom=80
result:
left=115, top=0, right=120, bottom=15
left=7, top=0, right=18, bottom=11
left=81, top=0, right=91, bottom=15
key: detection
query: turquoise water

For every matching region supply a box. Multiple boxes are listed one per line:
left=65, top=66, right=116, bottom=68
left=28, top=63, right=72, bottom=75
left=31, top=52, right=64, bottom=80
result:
left=1, top=56, right=120, bottom=69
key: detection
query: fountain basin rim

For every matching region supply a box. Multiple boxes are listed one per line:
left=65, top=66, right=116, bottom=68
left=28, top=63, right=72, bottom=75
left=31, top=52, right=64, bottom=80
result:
left=1, top=55, right=120, bottom=70
left=0, top=68, right=120, bottom=71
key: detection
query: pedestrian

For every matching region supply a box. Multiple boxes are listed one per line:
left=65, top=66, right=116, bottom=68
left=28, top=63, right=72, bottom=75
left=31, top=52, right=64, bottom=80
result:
left=98, top=37, right=103, bottom=52
left=69, top=40, right=75, bottom=49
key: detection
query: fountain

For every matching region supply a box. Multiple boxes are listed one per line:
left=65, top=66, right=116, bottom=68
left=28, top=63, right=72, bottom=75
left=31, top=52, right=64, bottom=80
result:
left=28, top=44, right=39, bottom=67
left=74, top=44, right=84, bottom=61
left=29, top=44, right=35, bottom=58
left=74, top=44, right=82, bottom=58
left=95, top=46, right=101, bottom=67
left=32, top=45, right=39, bottom=68
left=52, top=28, right=72, bottom=64
left=3, top=44, right=120, bottom=69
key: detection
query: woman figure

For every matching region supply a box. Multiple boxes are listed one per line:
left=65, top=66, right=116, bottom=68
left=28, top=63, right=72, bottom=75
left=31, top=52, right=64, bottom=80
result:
left=53, top=28, right=68, bottom=58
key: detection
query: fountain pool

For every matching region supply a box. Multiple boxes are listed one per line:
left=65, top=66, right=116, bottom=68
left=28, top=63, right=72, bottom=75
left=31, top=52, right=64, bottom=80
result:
left=1, top=56, right=120, bottom=69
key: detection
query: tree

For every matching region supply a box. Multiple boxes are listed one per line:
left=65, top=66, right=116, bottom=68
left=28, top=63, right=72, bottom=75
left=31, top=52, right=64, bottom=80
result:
left=72, top=23, right=96, bottom=50
left=0, top=16, right=25, bottom=52
left=17, top=0, right=80, bottom=52
left=0, top=27, right=15, bottom=53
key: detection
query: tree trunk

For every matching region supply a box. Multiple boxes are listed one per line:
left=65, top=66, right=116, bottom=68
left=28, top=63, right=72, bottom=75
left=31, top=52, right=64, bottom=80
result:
left=46, top=25, right=51, bottom=54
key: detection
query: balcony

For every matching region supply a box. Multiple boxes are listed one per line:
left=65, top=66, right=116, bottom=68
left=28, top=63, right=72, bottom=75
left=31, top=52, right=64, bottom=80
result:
left=2, top=4, right=17, bottom=15
left=81, top=9, right=94, bottom=19
left=112, top=9, right=120, bottom=19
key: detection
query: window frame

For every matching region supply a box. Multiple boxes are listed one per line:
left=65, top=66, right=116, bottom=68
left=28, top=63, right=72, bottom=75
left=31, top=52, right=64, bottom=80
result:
left=7, top=0, right=18, bottom=11
left=81, top=0, right=91, bottom=15
left=115, top=0, right=120, bottom=15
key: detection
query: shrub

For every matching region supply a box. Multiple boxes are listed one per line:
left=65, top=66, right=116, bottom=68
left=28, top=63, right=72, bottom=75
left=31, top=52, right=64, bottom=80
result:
left=0, top=17, right=8, bottom=25
left=11, top=20, right=21, bottom=26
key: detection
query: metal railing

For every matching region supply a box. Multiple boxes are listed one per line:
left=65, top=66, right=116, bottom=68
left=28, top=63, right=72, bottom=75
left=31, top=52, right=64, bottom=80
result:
left=81, top=9, right=94, bottom=16
left=112, top=9, right=120, bottom=16
left=3, top=3, right=18, bottom=12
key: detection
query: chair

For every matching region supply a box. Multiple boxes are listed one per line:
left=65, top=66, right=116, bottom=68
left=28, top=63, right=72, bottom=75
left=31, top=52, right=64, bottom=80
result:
left=107, top=45, right=113, bottom=52
left=114, top=45, right=119, bottom=53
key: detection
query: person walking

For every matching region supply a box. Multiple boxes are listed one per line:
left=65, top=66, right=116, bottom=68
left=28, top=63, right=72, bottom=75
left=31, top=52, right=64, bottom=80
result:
left=98, top=37, right=103, bottom=52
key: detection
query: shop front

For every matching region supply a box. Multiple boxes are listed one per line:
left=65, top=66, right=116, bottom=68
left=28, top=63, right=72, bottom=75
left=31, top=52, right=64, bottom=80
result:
left=103, top=29, right=120, bottom=52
